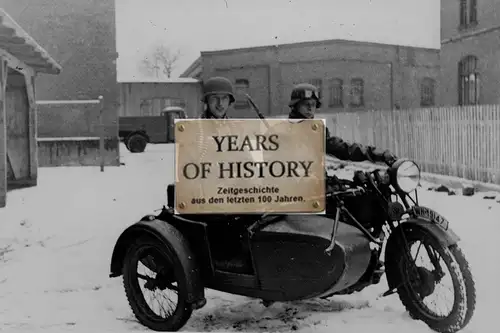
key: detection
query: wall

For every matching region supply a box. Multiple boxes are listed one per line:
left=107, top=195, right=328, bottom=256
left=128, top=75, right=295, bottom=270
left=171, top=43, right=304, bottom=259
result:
left=213, top=66, right=271, bottom=118
left=441, top=0, right=500, bottom=41
left=120, top=82, right=203, bottom=118
left=37, top=102, right=117, bottom=138
left=2, top=0, right=119, bottom=135
left=37, top=137, right=120, bottom=167
left=440, top=31, right=500, bottom=106
left=5, top=71, right=30, bottom=183
left=280, top=60, right=392, bottom=112
left=200, top=40, right=440, bottom=116
left=440, top=0, right=500, bottom=106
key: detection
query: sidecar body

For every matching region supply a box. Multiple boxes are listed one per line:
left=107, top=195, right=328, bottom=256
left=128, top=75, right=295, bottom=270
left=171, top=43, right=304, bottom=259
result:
left=110, top=184, right=375, bottom=306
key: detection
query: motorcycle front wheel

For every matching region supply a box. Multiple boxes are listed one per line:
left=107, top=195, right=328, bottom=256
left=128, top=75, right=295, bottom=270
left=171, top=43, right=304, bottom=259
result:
left=389, top=228, right=476, bottom=333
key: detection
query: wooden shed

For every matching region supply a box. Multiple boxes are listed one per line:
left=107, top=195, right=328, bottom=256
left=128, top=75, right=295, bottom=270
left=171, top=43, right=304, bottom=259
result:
left=0, top=9, right=62, bottom=208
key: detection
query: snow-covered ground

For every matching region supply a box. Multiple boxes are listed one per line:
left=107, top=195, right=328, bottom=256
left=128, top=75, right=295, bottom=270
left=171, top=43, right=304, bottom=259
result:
left=0, top=143, right=498, bottom=332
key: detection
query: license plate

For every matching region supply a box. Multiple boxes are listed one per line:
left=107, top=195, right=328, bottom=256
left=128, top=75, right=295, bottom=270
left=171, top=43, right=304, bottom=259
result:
left=411, top=206, right=449, bottom=230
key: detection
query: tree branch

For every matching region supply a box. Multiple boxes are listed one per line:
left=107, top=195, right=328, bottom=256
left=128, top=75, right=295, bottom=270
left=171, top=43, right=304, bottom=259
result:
left=140, top=45, right=182, bottom=79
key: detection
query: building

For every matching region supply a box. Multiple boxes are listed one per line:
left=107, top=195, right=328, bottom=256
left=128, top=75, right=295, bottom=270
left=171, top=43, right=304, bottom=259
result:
left=439, top=0, right=500, bottom=106
left=1, top=0, right=121, bottom=169
left=1, top=0, right=119, bottom=133
left=0, top=9, right=61, bottom=208
left=181, top=39, right=440, bottom=117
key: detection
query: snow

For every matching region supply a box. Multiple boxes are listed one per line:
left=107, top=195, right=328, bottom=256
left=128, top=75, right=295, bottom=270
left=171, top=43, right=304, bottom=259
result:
left=0, top=143, right=498, bottom=332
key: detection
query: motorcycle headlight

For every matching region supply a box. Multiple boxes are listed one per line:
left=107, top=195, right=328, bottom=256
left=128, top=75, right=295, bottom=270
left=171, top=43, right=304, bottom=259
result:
left=393, top=160, right=421, bottom=193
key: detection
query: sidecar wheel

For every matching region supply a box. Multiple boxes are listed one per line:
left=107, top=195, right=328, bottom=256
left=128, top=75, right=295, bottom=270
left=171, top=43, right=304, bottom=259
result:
left=122, top=236, right=192, bottom=331
left=391, top=231, right=476, bottom=333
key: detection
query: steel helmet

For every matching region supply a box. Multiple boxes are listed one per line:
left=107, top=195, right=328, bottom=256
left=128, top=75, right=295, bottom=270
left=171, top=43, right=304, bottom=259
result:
left=202, top=76, right=235, bottom=103
left=288, top=83, right=322, bottom=108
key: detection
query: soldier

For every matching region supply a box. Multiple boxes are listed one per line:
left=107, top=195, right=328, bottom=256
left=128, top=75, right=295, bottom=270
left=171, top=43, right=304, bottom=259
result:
left=201, top=76, right=235, bottom=119
left=198, top=77, right=253, bottom=271
left=288, top=83, right=397, bottom=165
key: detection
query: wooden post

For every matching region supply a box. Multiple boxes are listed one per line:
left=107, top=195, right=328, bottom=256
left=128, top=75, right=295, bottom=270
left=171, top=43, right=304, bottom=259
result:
left=98, top=95, right=104, bottom=172
left=25, top=73, right=38, bottom=185
left=0, top=58, right=8, bottom=208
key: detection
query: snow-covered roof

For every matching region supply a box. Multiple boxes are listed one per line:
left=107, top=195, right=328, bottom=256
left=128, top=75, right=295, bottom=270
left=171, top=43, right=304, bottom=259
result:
left=117, top=77, right=200, bottom=84
left=0, top=8, right=61, bottom=74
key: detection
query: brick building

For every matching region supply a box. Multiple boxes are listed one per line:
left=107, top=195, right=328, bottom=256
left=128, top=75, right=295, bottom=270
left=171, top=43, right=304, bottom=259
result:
left=439, top=0, right=500, bottom=106
left=181, top=39, right=440, bottom=117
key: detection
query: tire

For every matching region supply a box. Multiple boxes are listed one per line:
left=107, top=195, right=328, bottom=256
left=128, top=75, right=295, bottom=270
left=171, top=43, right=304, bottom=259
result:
left=127, top=134, right=147, bottom=153
left=123, top=138, right=130, bottom=152
left=389, top=228, right=476, bottom=333
left=122, top=236, right=193, bottom=331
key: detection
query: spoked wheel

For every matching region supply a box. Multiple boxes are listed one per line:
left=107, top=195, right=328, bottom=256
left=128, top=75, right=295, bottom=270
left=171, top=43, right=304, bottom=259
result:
left=392, top=228, right=476, bottom=333
left=122, top=236, right=192, bottom=331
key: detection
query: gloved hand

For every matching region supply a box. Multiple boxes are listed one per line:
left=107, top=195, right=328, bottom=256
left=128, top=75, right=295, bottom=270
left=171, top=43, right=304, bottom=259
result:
left=384, top=151, right=398, bottom=167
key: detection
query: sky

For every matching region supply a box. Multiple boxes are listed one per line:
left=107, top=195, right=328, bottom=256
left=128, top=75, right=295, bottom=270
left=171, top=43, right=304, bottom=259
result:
left=115, top=0, right=440, bottom=81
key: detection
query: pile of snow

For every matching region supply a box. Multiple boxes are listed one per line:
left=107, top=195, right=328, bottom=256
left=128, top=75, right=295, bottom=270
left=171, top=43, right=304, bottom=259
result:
left=0, top=143, right=498, bottom=332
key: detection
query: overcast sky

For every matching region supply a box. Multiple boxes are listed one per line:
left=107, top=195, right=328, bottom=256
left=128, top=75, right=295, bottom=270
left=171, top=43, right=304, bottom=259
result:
left=115, top=0, right=440, bottom=81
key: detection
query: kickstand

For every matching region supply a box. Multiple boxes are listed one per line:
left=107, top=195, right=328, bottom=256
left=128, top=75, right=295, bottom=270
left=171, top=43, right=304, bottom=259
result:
left=325, top=206, right=341, bottom=255
left=378, top=282, right=403, bottom=299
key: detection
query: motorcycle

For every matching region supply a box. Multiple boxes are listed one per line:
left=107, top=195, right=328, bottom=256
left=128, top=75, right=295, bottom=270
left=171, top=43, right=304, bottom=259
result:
left=109, top=99, right=476, bottom=333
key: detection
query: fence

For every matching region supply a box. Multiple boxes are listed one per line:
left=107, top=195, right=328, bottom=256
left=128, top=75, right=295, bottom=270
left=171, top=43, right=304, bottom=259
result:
left=319, top=105, right=500, bottom=185
left=36, top=97, right=119, bottom=170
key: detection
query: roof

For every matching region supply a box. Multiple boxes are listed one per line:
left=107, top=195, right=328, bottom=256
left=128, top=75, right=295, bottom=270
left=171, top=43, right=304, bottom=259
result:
left=180, top=38, right=440, bottom=77
left=117, top=77, right=200, bottom=84
left=180, top=56, right=202, bottom=78
left=200, top=38, right=441, bottom=56
left=0, top=8, right=62, bottom=74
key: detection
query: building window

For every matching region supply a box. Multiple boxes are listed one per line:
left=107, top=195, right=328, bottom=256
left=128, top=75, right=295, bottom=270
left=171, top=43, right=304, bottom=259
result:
left=328, top=78, right=343, bottom=107
left=349, top=78, right=364, bottom=107
left=420, top=78, right=436, bottom=107
left=140, top=98, right=185, bottom=116
left=307, top=79, right=323, bottom=98
left=460, top=0, right=478, bottom=29
left=234, top=79, right=250, bottom=109
left=458, top=55, right=480, bottom=105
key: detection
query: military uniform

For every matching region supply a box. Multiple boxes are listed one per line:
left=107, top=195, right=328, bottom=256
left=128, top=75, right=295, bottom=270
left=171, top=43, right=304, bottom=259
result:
left=288, top=83, right=397, bottom=165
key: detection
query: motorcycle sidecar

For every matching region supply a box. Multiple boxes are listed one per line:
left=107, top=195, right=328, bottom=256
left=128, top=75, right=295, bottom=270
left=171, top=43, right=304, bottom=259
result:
left=109, top=206, right=374, bottom=331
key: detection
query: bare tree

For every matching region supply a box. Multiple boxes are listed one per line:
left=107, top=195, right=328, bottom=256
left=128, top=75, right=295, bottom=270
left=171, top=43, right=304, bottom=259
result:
left=139, top=45, right=182, bottom=79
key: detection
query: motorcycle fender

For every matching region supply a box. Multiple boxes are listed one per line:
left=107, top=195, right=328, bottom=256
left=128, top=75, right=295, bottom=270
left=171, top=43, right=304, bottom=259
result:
left=385, top=218, right=460, bottom=290
left=109, top=218, right=205, bottom=305
left=405, top=217, right=460, bottom=247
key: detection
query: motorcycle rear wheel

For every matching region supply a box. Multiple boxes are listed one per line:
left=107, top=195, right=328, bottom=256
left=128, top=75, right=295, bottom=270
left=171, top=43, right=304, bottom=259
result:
left=392, top=229, right=476, bottom=333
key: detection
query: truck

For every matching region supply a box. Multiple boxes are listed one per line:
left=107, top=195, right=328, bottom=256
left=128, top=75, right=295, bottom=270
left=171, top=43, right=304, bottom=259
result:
left=119, top=106, right=187, bottom=153
left=117, top=78, right=203, bottom=153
